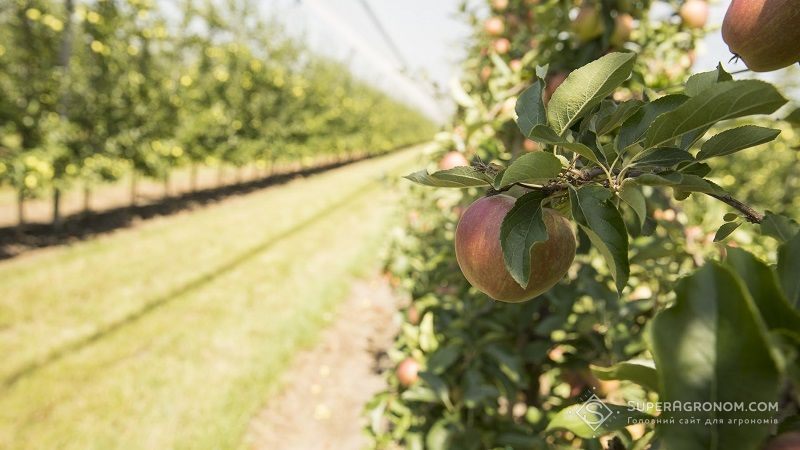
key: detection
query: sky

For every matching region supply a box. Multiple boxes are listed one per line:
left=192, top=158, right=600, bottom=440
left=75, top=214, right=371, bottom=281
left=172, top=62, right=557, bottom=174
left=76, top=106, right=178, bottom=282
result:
left=265, top=0, right=793, bottom=121
left=266, top=0, right=471, bottom=121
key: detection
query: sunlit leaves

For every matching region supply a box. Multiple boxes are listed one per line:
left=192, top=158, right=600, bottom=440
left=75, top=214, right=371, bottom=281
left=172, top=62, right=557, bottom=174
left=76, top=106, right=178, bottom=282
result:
left=643, top=80, right=787, bottom=149
left=591, top=360, right=659, bottom=393
left=405, top=166, right=493, bottom=188
left=515, top=79, right=547, bottom=138
left=498, top=152, right=562, bottom=187
left=697, top=126, right=781, bottom=160
left=547, top=52, right=636, bottom=136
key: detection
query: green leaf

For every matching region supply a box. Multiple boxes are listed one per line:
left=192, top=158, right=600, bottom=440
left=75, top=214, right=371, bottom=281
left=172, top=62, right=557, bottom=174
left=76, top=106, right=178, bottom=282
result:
left=724, top=213, right=739, bottom=222
left=499, top=152, right=563, bottom=187
left=629, top=147, right=694, bottom=168
left=784, top=107, right=800, bottom=125
left=463, top=369, right=499, bottom=408
left=548, top=52, right=636, bottom=136
left=426, top=419, right=453, bottom=450
left=570, top=186, right=629, bottom=292
left=649, top=263, right=780, bottom=450
left=643, top=80, right=787, bottom=149
left=491, top=167, right=507, bottom=189
left=679, top=125, right=713, bottom=151
left=778, top=233, right=800, bottom=308
left=684, top=64, right=732, bottom=97
left=426, top=344, right=462, bottom=374
left=616, top=94, right=688, bottom=151
left=500, top=191, right=548, bottom=287
left=714, top=222, right=741, bottom=242
left=419, top=372, right=452, bottom=407
left=485, top=344, right=523, bottom=384
left=595, top=100, right=644, bottom=136
left=515, top=79, right=548, bottom=138
left=631, top=172, right=725, bottom=195
left=450, top=77, right=475, bottom=108
left=697, top=126, right=781, bottom=160
left=546, top=401, right=651, bottom=439
left=529, top=125, right=600, bottom=164
left=404, top=166, right=492, bottom=188
left=761, top=212, right=800, bottom=243
left=726, top=247, right=800, bottom=332
left=618, top=183, right=647, bottom=228
left=590, top=360, right=659, bottom=393
left=419, top=312, right=438, bottom=352
left=680, top=161, right=712, bottom=177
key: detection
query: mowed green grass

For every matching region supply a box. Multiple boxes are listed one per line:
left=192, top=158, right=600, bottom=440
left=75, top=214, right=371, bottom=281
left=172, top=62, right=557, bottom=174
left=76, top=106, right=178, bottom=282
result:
left=0, top=146, right=423, bottom=449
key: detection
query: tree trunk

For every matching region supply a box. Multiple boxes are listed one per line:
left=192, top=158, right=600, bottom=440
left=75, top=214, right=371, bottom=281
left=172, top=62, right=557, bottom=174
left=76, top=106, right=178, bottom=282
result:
left=52, top=0, right=73, bottom=231
left=130, top=174, right=137, bottom=207
left=163, top=173, right=170, bottom=199
left=17, top=189, right=25, bottom=229
left=190, top=164, right=198, bottom=192
left=83, top=185, right=91, bottom=214
left=52, top=187, right=62, bottom=229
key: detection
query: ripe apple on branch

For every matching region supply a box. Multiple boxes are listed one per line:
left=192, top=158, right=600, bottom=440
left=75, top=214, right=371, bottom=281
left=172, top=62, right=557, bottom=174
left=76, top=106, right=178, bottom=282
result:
left=405, top=52, right=795, bottom=302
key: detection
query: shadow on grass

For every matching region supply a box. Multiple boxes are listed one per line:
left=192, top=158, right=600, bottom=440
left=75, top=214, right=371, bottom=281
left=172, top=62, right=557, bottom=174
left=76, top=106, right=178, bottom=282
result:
left=1, top=178, right=377, bottom=390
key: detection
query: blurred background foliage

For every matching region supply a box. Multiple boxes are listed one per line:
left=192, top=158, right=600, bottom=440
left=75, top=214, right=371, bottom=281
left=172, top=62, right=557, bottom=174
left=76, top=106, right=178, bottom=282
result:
left=0, top=0, right=435, bottom=225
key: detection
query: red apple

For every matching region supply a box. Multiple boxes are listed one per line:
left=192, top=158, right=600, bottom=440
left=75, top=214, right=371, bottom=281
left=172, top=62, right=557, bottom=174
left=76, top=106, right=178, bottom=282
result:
left=572, top=5, right=605, bottom=42
left=455, top=195, right=576, bottom=302
left=480, top=66, right=493, bottom=82
left=680, top=0, right=709, bottom=29
left=763, top=432, right=800, bottom=450
left=407, top=304, right=420, bottom=325
left=484, top=16, right=505, bottom=36
left=523, top=139, right=540, bottom=152
left=492, top=0, right=509, bottom=10
left=545, top=72, right=569, bottom=104
left=439, top=151, right=469, bottom=170
left=493, top=38, right=511, bottom=55
left=396, top=358, right=420, bottom=387
left=722, top=0, right=800, bottom=72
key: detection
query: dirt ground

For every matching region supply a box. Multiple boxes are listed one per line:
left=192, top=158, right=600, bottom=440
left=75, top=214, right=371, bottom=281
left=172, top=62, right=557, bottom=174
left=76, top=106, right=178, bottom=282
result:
left=244, top=276, right=401, bottom=450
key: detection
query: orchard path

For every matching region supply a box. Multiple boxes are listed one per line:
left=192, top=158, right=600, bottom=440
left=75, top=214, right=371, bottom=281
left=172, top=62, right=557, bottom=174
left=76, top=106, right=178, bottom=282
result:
left=0, top=145, right=421, bottom=450
left=245, top=276, right=401, bottom=450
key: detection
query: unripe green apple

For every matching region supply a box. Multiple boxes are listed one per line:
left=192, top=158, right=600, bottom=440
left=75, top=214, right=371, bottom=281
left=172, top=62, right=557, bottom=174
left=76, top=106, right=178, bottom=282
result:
left=572, top=5, right=605, bottom=42
left=610, top=14, right=635, bottom=47
left=455, top=195, right=576, bottom=303
left=722, top=0, right=800, bottom=72
left=679, top=0, right=708, bottom=29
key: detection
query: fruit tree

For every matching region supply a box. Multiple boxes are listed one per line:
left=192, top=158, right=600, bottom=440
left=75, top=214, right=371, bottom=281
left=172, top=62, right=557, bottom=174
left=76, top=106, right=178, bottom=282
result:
left=367, top=1, right=800, bottom=449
